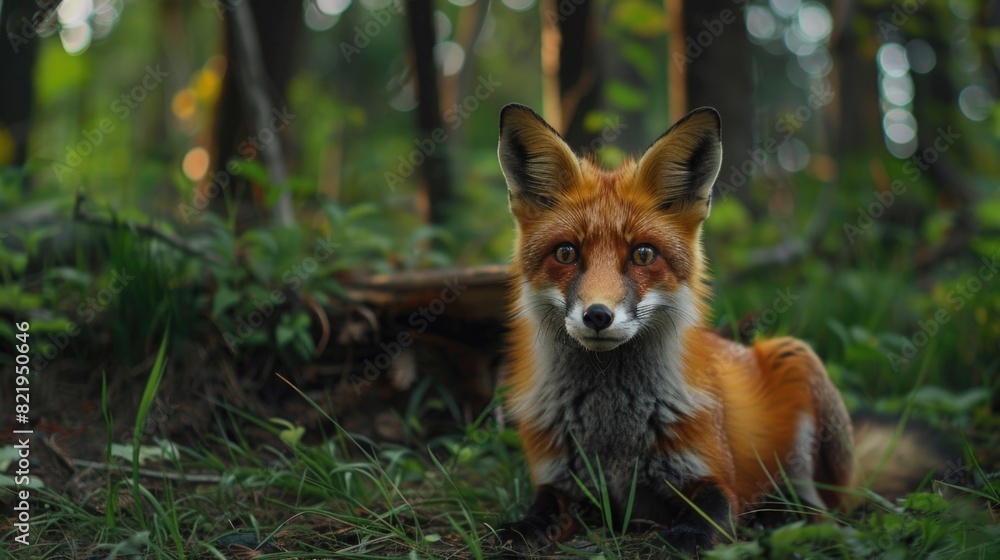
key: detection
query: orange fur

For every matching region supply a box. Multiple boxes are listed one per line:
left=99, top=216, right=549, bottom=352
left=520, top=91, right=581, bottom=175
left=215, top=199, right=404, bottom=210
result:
left=496, top=104, right=854, bottom=551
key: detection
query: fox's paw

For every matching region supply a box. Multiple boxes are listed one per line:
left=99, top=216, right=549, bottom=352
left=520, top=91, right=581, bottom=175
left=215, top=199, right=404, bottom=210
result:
left=489, top=517, right=554, bottom=555
left=652, top=523, right=716, bottom=557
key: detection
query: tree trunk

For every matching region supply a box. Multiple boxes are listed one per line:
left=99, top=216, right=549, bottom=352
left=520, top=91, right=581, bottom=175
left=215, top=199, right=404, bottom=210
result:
left=830, top=3, right=880, bottom=158
left=406, top=0, right=453, bottom=226
left=682, top=0, right=753, bottom=194
left=538, top=0, right=600, bottom=151
left=0, top=0, right=44, bottom=174
left=558, top=0, right=600, bottom=151
left=209, top=0, right=301, bottom=228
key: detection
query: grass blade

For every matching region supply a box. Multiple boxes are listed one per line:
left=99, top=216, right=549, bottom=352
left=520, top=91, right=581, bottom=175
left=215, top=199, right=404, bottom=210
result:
left=131, top=328, right=170, bottom=531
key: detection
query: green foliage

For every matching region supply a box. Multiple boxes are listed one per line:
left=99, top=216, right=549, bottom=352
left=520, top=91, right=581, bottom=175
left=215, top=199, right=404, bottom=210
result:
left=7, top=372, right=1000, bottom=558
left=2, top=0, right=998, bottom=557
left=0, top=225, right=75, bottom=348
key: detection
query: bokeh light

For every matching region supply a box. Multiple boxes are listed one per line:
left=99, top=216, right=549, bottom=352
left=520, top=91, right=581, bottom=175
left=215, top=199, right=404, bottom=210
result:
left=905, top=39, right=936, bottom=74
left=746, top=5, right=779, bottom=43
left=797, top=46, right=832, bottom=77
left=434, top=41, right=465, bottom=77
left=878, top=42, right=918, bottom=158
left=53, top=0, right=123, bottom=54
left=92, top=0, right=121, bottom=39
left=59, top=23, right=92, bottom=55
left=58, top=0, right=93, bottom=26
left=172, top=89, right=198, bottom=121
left=182, top=147, right=210, bottom=181
left=317, top=0, right=352, bottom=15
left=883, top=108, right=918, bottom=157
left=958, top=85, right=994, bottom=122
left=783, top=23, right=817, bottom=56
left=435, top=10, right=452, bottom=40
left=195, top=59, right=225, bottom=100
left=881, top=74, right=915, bottom=106
left=877, top=43, right=909, bottom=78
left=949, top=0, right=976, bottom=19
left=305, top=1, right=340, bottom=31
left=388, top=71, right=418, bottom=112
left=796, top=2, right=831, bottom=43
left=777, top=137, right=811, bottom=172
left=770, top=0, right=801, bottom=18
left=501, top=0, right=536, bottom=12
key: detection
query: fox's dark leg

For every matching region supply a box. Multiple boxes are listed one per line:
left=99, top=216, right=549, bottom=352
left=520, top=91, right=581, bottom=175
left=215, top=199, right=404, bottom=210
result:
left=495, top=485, right=577, bottom=551
left=631, top=480, right=733, bottom=556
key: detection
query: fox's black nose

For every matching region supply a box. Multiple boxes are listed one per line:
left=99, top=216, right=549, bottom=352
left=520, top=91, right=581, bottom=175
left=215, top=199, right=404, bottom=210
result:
left=583, top=304, right=614, bottom=332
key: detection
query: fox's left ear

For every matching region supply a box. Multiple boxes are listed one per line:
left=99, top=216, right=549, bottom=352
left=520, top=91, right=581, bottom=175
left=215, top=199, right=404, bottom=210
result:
left=498, top=103, right=582, bottom=221
left=635, top=107, right=722, bottom=222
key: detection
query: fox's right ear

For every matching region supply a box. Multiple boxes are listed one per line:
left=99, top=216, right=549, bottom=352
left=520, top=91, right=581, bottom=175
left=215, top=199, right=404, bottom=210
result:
left=635, top=107, right=722, bottom=223
left=498, top=104, right=582, bottom=219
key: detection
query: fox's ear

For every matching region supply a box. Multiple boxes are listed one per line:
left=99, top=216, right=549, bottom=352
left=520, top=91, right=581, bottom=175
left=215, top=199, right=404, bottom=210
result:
left=498, top=104, right=582, bottom=219
left=634, top=107, right=722, bottom=221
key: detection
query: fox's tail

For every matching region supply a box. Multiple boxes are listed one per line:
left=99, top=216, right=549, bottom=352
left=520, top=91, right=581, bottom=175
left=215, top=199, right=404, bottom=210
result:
left=850, top=413, right=961, bottom=502
left=714, top=320, right=962, bottom=504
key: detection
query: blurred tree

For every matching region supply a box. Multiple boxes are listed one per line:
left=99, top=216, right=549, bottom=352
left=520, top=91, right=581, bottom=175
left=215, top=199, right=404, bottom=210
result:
left=551, top=0, right=601, bottom=150
left=210, top=0, right=301, bottom=228
left=406, top=0, right=454, bottom=226
left=440, top=0, right=490, bottom=127
left=0, top=0, right=45, bottom=173
left=830, top=1, right=881, bottom=158
left=681, top=0, right=753, bottom=205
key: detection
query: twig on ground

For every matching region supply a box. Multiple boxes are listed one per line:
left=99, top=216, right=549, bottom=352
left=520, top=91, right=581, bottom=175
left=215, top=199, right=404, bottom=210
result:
left=70, top=458, right=224, bottom=484
left=73, top=192, right=226, bottom=265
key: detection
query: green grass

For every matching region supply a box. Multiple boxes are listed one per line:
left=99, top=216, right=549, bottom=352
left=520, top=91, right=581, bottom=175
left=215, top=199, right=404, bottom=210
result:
left=4, top=356, right=998, bottom=559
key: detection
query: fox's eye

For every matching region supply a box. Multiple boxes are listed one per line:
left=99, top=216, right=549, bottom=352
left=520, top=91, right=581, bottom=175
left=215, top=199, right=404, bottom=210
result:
left=630, top=244, right=657, bottom=266
left=553, top=243, right=579, bottom=264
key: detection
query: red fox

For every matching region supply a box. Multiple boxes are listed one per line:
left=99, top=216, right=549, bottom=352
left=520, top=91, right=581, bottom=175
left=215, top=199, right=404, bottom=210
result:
left=493, top=104, right=857, bottom=554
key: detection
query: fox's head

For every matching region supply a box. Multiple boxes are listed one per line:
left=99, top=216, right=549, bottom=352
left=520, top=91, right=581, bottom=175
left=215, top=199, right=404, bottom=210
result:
left=498, top=104, right=722, bottom=352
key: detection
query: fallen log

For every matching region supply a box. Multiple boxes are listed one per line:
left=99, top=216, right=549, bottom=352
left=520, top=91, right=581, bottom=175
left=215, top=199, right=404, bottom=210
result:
left=342, top=264, right=511, bottom=323
left=313, top=265, right=513, bottom=424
